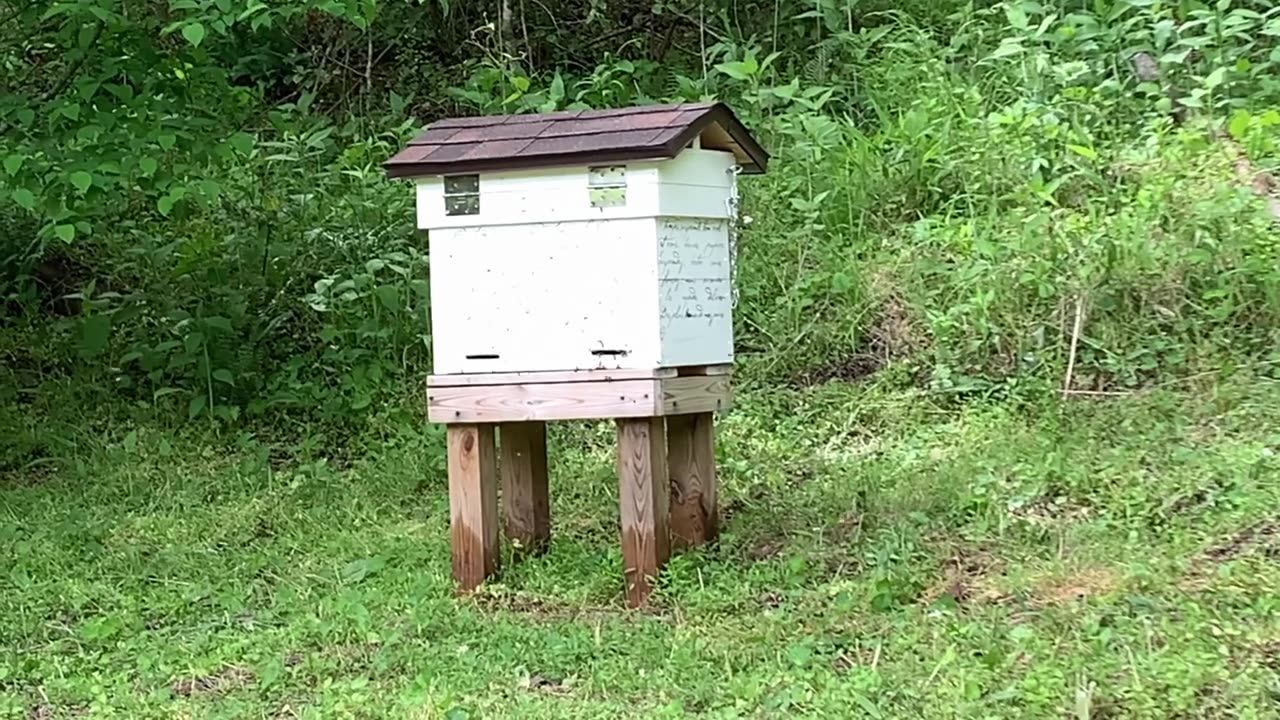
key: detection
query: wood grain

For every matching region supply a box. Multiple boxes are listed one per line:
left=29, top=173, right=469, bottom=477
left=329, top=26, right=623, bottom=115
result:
left=660, top=376, right=732, bottom=415
left=427, top=374, right=732, bottom=423
left=447, top=424, right=499, bottom=592
left=667, top=412, right=718, bottom=550
left=616, top=417, right=671, bottom=608
left=429, top=378, right=658, bottom=423
left=499, top=421, right=550, bottom=556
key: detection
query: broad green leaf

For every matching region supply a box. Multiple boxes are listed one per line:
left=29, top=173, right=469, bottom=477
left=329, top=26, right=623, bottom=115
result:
left=238, top=2, right=269, bottom=21
left=376, top=285, right=400, bottom=313
left=1228, top=110, right=1252, bottom=140
left=158, top=196, right=175, bottom=216
left=12, top=188, right=35, bottom=210
left=3, top=155, right=22, bottom=176
left=212, top=369, right=235, bottom=385
left=188, top=394, right=207, bottom=420
left=341, top=556, right=385, bottom=583
left=79, top=315, right=111, bottom=357
left=182, top=22, right=206, bottom=47
left=139, top=157, right=158, bottom=176
left=70, top=171, right=92, bottom=193
left=203, top=316, right=232, bottom=331
left=1067, top=144, right=1098, bottom=161
left=55, top=224, right=75, bottom=242
left=1005, top=4, right=1030, bottom=31
left=1204, top=66, right=1228, bottom=89
left=714, top=61, right=751, bottom=80
left=229, top=131, right=254, bottom=155
left=989, top=39, right=1024, bottom=59
left=158, top=134, right=177, bottom=150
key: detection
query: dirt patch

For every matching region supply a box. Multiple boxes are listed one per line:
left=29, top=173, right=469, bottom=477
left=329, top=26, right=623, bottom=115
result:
left=920, top=549, right=1007, bottom=607
left=819, top=511, right=868, bottom=576
left=1009, top=496, right=1094, bottom=528
left=831, top=642, right=881, bottom=675
left=1203, top=519, right=1279, bottom=563
left=792, top=289, right=924, bottom=388
left=829, top=510, right=864, bottom=542
left=0, top=458, right=58, bottom=488
left=756, top=591, right=784, bottom=609
left=748, top=537, right=785, bottom=561
left=23, top=698, right=88, bottom=719
left=1029, top=567, right=1121, bottom=607
left=795, top=354, right=884, bottom=386
left=1182, top=518, right=1280, bottom=592
left=170, top=665, right=255, bottom=697
left=520, top=673, right=573, bottom=696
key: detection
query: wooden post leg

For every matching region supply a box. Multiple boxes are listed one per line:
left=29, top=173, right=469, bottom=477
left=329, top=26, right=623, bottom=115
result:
left=667, top=412, right=719, bottom=550
left=447, top=424, right=499, bottom=592
left=499, top=421, right=550, bottom=556
left=616, top=416, right=670, bottom=608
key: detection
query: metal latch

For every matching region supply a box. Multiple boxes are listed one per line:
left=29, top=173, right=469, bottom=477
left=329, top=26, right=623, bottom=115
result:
left=588, top=166, right=626, bottom=208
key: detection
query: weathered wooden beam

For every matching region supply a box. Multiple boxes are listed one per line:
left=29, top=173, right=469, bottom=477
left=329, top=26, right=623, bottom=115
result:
left=427, top=373, right=731, bottom=423
left=667, top=412, right=718, bottom=550
left=616, top=416, right=671, bottom=608
left=447, top=424, right=500, bottom=591
left=499, top=421, right=550, bottom=556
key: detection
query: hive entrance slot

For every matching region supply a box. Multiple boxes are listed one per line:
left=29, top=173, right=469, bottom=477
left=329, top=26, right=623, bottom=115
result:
left=465, top=353, right=500, bottom=360
left=590, top=349, right=628, bottom=357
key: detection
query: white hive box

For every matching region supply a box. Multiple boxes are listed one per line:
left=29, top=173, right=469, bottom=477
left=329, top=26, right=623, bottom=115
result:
left=384, top=102, right=769, bottom=377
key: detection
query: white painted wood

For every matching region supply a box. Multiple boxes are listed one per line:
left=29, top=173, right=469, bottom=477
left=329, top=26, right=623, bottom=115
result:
left=419, top=148, right=739, bottom=376
left=657, top=217, right=734, bottom=367
left=428, top=368, right=677, bottom=387
left=429, top=219, right=661, bottom=375
left=416, top=149, right=736, bottom=229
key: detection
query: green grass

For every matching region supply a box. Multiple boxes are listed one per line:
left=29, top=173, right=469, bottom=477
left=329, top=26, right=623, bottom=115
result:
left=3, top=372, right=1280, bottom=719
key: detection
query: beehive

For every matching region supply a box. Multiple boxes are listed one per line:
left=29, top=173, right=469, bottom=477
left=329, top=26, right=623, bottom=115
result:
left=383, top=102, right=769, bottom=377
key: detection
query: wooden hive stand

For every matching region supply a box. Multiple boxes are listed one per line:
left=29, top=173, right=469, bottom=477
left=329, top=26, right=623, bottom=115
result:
left=428, top=365, right=730, bottom=608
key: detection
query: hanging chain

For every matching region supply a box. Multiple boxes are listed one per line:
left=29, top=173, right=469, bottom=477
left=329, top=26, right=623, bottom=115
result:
left=725, top=164, right=743, bottom=309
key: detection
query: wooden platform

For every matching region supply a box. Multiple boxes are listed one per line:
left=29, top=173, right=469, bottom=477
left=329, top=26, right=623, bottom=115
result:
left=427, top=366, right=732, bottom=423
left=432, top=366, right=728, bottom=608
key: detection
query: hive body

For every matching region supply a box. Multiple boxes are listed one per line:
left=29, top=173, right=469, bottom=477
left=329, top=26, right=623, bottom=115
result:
left=418, top=148, right=738, bottom=375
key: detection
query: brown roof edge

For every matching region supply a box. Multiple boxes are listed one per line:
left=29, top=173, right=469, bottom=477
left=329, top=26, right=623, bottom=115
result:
left=383, top=101, right=770, bottom=179
left=666, top=104, right=770, bottom=175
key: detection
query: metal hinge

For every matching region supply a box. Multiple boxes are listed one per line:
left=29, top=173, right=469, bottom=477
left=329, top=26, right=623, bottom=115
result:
left=588, top=165, right=626, bottom=208
left=443, top=174, right=480, bottom=216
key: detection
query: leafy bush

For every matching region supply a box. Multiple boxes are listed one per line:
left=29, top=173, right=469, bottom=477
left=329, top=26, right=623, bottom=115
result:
left=3, top=0, right=1280, bottom=434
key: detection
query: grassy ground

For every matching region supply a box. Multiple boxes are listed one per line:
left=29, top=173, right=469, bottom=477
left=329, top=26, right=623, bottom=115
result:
left=3, top=372, right=1280, bottom=719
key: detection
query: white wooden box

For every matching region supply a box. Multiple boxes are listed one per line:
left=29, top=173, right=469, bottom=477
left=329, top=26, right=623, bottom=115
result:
left=418, top=148, right=738, bottom=376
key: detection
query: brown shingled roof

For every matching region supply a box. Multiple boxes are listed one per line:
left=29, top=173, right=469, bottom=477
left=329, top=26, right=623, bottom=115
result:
left=383, top=102, right=769, bottom=179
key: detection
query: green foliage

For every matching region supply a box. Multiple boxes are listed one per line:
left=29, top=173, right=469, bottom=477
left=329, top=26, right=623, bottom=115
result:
left=4, top=0, right=1280, bottom=429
